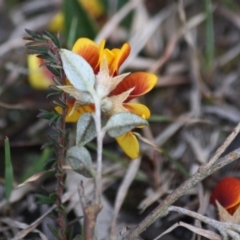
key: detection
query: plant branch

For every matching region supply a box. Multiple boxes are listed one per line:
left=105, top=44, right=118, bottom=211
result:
left=168, top=206, right=240, bottom=239
left=52, top=45, right=68, bottom=240
left=55, top=91, right=68, bottom=240
left=207, top=122, right=240, bottom=166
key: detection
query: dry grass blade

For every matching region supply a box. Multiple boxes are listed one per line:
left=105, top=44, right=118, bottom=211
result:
left=217, top=5, right=240, bottom=30
left=16, top=170, right=51, bottom=189
left=154, top=113, right=192, bottom=146
left=154, top=221, right=221, bottom=240
left=203, top=105, right=240, bottom=123
left=126, top=57, right=156, bottom=70
left=0, top=184, right=35, bottom=210
left=178, top=0, right=202, bottom=117
left=10, top=13, right=55, bottom=39
left=150, top=11, right=207, bottom=73
left=207, top=122, right=240, bottom=166
left=184, top=130, right=219, bottom=164
left=138, top=173, right=173, bottom=212
left=95, top=0, right=139, bottom=43
left=133, top=132, right=162, bottom=153
left=214, top=43, right=240, bottom=68
left=16, top=166, right=71, bottom=189
left=0, top=217, right=48, bottom=240
left=0, top=38, right=25, bottom=57
left=12, top=190, right=75, bottom=239
left=110, top=158, right=141, bottom=239
left=122, top=2, right=179, bottom=71
left=168, top=206, right=240, bottom=239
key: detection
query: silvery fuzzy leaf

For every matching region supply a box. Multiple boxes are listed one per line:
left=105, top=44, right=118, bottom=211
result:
left=60, top=49, right=95, bottom=92
left=67, top=146, right=94, bottom=178
left=76, top=113, right=96, bottom=146
left=105, top=112, right=148, bottom=137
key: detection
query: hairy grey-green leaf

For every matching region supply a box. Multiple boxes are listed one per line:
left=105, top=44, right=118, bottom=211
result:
left=76, top=113, right=96, bottom=146
left=105, top=112, right=148, bottom=137
left=60, top=49, right=95, bottom=92
left=67, top=146, right=93, bottom=178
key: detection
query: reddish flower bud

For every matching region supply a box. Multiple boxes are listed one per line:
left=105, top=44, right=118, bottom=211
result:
left=210, top=177, right=240, bottom=215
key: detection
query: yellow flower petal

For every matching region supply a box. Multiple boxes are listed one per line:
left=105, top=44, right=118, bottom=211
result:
left=100, top=48, right=115, bottom=73
left=28, top=55, right=53, bottom=89
left=78, top=0, right=104, bottom=18
left=55, top=103, right=94, bottom=122
left=123, top=103, right=150, bottom=119
left=48, top=0, right=104, bottom=33
left=99, top=43, right=130, bottom=76
left=111, top=43, right=130, bottom=75
left=115, top=132, right=139, bottom=159
left=48, top=12, right=64, bottom=33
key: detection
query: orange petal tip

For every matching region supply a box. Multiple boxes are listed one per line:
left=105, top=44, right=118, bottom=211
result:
left=111, top=72, right=158, bottom=101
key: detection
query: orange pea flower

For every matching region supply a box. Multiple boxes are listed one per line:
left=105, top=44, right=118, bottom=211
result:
left=210, top=177, right=240, bottom=215
left=58, top=38, right=157, bottom=159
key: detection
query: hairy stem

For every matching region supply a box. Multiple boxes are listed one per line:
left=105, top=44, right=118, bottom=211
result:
left=94, top=98, right=103, bottom=205
left=55, top=73, right=68, bottom=240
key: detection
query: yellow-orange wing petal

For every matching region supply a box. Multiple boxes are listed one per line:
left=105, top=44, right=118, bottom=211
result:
left=78, top=0, right=104, bottom=18
left=72, top=38, right=105, bottom=72
left=111, top=72, right=157, bottom=101
left=210, top=177, right=240, bottom=215
left=48, top=12, right=64, bottom=33
left=55, top=102, right=94, bottom=122
left=123, top=103, right=150, bottom=119
left=115, top=132, right=139, bottom=159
